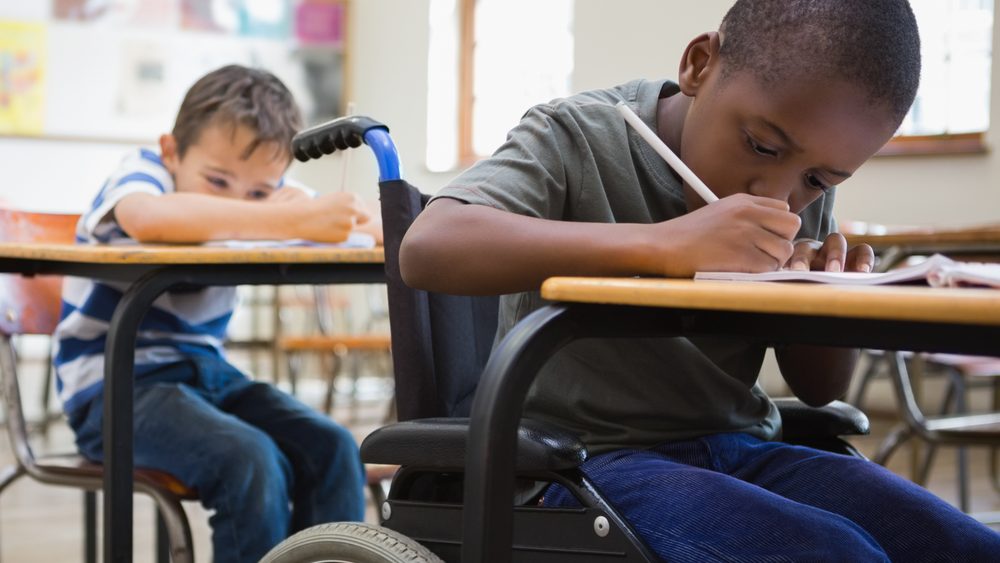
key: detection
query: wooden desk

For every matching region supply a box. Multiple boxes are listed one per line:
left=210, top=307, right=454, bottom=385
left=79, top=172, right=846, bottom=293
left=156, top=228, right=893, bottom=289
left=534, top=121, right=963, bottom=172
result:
left=845, top=224, right=1000, bottom=270
left=460, top=278, right=1000, bottom=562
left=0, top=242, right=385, bottom=563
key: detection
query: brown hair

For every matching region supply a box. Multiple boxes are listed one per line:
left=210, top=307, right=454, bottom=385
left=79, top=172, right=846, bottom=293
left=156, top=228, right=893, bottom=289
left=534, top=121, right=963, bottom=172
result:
left=171, top=64, right=303, bottom=161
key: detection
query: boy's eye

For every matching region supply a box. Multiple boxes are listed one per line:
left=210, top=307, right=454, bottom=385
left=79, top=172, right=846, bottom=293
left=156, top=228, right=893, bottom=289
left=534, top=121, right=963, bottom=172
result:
left=205, top=176, right=228, bottom=189
left=247, top=190, right=270, bottom=200
left=746, top=134, right=778, bottom=158
left=804, top=173, right=830, bottom=192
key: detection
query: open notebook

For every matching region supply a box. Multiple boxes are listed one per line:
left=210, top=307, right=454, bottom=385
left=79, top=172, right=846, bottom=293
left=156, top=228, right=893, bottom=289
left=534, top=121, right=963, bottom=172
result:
left=203, top=232, right=377, bottom=249
left=694, top=254, right=1000, bottom=288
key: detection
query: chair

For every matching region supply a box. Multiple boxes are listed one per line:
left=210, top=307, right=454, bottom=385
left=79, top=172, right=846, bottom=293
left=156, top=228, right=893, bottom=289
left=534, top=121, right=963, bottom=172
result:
left=0, top=208, right=197, bottom=563
left=263, top=116, right=872, bottom=562
left=873, top=351, right=1000, bottom=522
left=276, top=285, right=392, bottom=419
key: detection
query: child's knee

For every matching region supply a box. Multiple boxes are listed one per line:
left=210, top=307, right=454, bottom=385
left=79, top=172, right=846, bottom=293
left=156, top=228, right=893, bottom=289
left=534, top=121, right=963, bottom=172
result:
left=218, top=430, right=291, bottom=489
left=312, top=420, right=361, bottom=465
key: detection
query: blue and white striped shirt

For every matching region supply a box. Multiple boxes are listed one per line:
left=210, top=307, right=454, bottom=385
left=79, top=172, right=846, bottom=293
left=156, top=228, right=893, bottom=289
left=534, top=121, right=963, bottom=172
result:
left=53, top=149, right=237, bottom=413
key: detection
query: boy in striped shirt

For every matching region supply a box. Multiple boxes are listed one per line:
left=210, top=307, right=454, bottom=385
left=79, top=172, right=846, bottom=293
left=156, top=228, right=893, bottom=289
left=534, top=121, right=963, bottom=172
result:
left=55, top=65, right=373, bottom=562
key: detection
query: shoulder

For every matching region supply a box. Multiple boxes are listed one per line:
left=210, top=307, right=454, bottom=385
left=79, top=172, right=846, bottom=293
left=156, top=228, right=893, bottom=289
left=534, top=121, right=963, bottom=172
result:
left=516, top=79, right=669, bottom=150
left=106, top=148, right=173, bottom=194
left=115, top=147, right=167, bottom=173
left=526, top=80, right=645, bottom=129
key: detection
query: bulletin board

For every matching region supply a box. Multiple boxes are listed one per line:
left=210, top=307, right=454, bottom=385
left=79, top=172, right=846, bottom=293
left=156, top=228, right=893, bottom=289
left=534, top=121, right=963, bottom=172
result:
left=0, top=0, right=350, bottom=143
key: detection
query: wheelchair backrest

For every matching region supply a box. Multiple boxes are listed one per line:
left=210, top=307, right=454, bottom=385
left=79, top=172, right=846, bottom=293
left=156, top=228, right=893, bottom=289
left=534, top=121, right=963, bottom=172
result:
left=378, top=179, right=499, bottom=421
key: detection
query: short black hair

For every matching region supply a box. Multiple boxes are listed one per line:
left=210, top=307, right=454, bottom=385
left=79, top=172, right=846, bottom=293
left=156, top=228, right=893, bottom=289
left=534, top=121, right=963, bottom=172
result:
left=719, top=0, right=921, bottom=124
left=172, top=64, right=303, bottom=161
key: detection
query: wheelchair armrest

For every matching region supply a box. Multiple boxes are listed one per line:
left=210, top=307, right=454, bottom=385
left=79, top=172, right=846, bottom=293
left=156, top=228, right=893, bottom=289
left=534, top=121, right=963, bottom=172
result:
left=775, top=398, right=870, bottom=440
left=360, top=417, right=588, bottom=472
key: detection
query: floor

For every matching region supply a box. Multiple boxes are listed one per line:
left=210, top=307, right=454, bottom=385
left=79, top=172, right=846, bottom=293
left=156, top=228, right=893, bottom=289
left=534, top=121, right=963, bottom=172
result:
left=1, top=360, right=998, bottom=562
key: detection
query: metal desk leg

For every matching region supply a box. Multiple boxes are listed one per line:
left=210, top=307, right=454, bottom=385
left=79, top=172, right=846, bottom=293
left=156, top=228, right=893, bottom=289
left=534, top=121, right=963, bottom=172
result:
left=103, top=269, right=182, bottom=563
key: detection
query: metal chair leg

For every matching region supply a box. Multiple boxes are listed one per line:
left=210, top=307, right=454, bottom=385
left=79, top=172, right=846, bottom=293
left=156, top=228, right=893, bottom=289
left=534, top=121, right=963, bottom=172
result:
left=873, top=423, right=913, bottom=466
left=953, top=373, right=971, bottom=513
left=916, top=443, right=938, bottom=486
left=322, top=351, right=345, bottom=415
left=141, top=488, right=194, bottom=563
left=84, top=490, right=97, bottom=563
left=156, top=509, right=170, bottom=563
left=848, top=351, right=884, bottom=411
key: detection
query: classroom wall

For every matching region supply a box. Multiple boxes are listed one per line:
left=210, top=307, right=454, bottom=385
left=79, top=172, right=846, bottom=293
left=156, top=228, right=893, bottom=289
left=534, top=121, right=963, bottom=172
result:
left=3, top=0, right=998, bottom=227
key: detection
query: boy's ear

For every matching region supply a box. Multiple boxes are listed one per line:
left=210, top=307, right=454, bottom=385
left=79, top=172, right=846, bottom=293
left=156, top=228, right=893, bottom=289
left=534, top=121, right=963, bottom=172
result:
left=159, top=134, right=179, bottom=173
left=678, top=32, right=722, bottom=97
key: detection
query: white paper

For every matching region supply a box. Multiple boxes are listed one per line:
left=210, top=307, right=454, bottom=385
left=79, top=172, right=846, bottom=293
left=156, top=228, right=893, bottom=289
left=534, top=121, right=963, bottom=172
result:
left=694, top=254, right=1000, bottom=288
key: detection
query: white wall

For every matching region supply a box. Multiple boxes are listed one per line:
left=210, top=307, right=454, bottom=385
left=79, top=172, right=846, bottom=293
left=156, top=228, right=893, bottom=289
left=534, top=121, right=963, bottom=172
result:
left=290, top=0, right=458, bottom=203
left=5, top=0, right=999, bottom=226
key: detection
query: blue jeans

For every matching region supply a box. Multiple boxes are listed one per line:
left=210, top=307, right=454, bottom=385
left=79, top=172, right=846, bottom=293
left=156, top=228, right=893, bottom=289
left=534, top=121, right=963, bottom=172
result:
left=69, top=356, right=366, bottom=563
left=544, top=433, right=1000, bottom=562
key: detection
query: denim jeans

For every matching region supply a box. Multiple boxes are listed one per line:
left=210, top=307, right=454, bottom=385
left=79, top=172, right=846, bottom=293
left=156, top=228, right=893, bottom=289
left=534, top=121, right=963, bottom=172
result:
left=69, top=356, right=366, bottom=563
left=544, top=433, right=1000, bottom=562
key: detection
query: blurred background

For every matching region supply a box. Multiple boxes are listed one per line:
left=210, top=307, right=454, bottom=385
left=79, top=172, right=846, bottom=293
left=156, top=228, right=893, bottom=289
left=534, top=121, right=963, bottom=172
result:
left=1, top=0, right=999, bottom=560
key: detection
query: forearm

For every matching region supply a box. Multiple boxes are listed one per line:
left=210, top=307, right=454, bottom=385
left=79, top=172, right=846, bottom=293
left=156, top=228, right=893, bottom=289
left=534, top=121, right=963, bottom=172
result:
left=115, top=192, right=304, bottom=243
left=775, top=345, right=859, bottom=406
left=400, top=199, right=659, bottom=295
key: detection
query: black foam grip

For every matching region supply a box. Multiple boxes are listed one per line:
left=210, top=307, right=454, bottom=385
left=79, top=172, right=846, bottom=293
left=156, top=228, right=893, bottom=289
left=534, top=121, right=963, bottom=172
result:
left=292, top=115, right=389, bottom=162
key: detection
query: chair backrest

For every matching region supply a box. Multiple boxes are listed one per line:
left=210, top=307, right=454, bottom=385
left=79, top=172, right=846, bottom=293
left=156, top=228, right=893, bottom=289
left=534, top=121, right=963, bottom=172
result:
left=0, top=208, right=79, bottom=337
left=0, top=208, right=79, bottom=471
left=378, top=179, right=499, bottom=421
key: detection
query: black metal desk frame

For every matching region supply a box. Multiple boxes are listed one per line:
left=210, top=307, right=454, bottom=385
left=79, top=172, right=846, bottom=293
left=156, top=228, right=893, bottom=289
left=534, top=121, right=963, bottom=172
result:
left=461, top=301, right=1000, bottom=562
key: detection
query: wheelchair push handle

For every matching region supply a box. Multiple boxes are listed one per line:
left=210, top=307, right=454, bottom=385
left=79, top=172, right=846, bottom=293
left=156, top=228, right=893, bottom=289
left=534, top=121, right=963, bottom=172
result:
left=293, top=115, right=387, bottom=161
left=292, top=115, right=401, bottom=182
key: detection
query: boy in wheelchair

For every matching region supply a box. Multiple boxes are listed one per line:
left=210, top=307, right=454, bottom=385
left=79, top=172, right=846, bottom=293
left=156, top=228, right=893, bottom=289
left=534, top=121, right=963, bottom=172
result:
left=397, top=0, right=1000, bottom=560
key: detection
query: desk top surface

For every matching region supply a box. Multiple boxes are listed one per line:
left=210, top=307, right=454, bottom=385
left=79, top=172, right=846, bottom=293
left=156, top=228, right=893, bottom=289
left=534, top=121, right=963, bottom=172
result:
left=844, top=225, right=1000, bottom=248
left=0, top=242, right=384, bottom=265
left=541, top=277, right=1000, bottom=326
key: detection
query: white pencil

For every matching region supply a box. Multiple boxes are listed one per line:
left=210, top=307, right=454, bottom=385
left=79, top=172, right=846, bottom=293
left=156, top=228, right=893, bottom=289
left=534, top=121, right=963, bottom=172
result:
left=615, top=101, right=718, bottom=204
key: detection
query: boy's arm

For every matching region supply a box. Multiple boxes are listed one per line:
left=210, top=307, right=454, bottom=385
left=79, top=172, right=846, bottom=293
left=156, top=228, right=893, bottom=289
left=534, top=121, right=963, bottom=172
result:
left=401, top=194, right=802, bottom=296
left=775, top=346, right=859, bottom=406
left=774, top=235, right=874, bottom=405
left=114, top=191, right=369, bottom=243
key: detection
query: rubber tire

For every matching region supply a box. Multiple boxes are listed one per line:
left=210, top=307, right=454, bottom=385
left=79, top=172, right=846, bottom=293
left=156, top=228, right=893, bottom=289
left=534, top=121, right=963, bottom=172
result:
left=260, top=522, right=445, bottom=563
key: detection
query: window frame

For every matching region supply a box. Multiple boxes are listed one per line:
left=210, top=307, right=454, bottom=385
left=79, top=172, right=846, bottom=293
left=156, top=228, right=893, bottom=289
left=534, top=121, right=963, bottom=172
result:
left=876, top=0, right=994, bottom=157
left=457, top=0, right=477, bottom=166
left=453, top=0, right=992, bottom=162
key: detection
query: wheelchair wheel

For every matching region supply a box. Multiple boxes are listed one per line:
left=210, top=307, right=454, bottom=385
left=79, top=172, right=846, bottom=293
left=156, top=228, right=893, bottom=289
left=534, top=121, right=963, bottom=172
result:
left=260, top=522, right=444, bottom=563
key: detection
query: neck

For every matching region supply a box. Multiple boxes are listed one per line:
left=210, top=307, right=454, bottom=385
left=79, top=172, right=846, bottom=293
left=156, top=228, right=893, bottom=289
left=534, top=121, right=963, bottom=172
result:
left=656, top=91, right=691, bottom=158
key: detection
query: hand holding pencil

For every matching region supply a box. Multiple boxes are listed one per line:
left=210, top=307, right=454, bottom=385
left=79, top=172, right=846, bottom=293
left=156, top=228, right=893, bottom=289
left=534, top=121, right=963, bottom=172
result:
left=615, top=100, right=805, bottom=274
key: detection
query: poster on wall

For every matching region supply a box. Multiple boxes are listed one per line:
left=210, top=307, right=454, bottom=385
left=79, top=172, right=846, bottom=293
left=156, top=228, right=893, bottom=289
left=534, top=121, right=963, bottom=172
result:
left=0, top=21, right=46, bottom=136
left=53, top=0, right=178, bottom=27
left=0, top=0, right=347, bottom=142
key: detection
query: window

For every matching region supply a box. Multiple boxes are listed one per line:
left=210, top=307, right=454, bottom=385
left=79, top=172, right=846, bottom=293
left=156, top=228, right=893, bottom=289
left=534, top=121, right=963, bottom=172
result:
left=426, top=0, right=573, bottom=171
left=883, top=0, right=993, bottom=155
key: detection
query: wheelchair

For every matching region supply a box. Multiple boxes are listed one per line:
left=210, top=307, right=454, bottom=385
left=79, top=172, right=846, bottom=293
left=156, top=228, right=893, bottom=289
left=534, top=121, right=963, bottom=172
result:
left=261, top=116, right=871, bottom=563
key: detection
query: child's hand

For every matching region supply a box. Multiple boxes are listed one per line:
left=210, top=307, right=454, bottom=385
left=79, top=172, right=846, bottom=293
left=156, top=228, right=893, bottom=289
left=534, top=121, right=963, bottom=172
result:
left=657, top=193, right=801, bottom=275
left=785, top=234, right=875, bottom=273
left=354, top=215, right=384, bottom=245
left=267, top=187, right=312, bottom=203
left=292, top=192, right=371, bottom=243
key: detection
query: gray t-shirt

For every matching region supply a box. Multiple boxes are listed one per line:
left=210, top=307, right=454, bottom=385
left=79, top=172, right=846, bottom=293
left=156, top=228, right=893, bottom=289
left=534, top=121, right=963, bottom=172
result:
left=434, top=79, right=837, bottom=453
